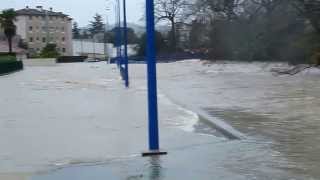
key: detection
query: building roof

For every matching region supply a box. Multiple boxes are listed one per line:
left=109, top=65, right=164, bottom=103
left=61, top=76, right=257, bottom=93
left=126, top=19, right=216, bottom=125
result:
left=16, top=7, right=70, bottom=18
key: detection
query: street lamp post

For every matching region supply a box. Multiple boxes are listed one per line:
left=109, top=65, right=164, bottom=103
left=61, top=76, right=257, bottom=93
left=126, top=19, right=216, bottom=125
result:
left=142, top=0, right=167, bottom=156
left=123, top=0, right=129, bottom=87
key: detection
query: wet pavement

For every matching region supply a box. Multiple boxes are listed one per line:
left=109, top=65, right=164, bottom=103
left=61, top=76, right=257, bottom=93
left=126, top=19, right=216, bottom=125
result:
left=0, top=61, right=319, bottom=179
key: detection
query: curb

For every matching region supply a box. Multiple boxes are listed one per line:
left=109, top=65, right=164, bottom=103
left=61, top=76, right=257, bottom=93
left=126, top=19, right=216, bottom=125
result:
left=196, top=109, right=245, bottom=140
left=158, top=91, right=245, bottom=140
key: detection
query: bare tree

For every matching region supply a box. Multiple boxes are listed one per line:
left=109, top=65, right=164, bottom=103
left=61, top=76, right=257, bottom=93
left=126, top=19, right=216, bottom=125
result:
left=155, top=0, right=189, bottom=51
left=194, top=0, right=245, bottom=20
left=291, top=0, right=320, bottom=33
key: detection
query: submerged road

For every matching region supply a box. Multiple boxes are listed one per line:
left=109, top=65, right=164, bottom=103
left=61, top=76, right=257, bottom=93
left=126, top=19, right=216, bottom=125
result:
left=0, top=60, right=319, bottom=180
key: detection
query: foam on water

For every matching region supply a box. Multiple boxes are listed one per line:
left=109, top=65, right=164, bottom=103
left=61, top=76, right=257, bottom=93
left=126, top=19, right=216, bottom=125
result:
left=157, top=93, right=199, bottom=133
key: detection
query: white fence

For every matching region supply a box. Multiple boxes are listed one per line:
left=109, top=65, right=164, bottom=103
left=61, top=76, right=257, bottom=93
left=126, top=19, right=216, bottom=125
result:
left=72, top=40, right=137, bottom=58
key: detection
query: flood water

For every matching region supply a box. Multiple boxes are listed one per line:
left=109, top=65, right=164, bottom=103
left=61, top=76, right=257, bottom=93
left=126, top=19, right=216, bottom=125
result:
left=0, top=60, right=320, bottom=179
left=155, top=60, right=320, bottom=178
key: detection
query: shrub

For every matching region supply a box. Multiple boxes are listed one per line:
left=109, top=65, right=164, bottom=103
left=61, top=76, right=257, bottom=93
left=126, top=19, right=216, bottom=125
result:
left=0, top=52, right=16, bottom=57
left=40, top=44, right=60, bottom=58
left=56, top=56, right=88, bottom=63
left=0, top=55, right=22, bottom=75
left=0, top=55, right=17, bottom=62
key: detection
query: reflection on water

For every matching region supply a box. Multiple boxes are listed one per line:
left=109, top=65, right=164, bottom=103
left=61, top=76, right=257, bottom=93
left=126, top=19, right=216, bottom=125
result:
left=146, top=157, right=163, bottom=180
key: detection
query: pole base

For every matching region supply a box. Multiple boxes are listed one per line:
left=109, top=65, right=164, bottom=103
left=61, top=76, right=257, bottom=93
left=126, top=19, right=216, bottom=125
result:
left=142, top=150, right=167, bottom=157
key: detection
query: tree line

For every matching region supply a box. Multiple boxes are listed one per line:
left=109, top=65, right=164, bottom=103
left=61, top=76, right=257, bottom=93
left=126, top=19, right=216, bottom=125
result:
left=72, top=1, right=320, bottom=64
left=154, top=0, right=320, bottom=64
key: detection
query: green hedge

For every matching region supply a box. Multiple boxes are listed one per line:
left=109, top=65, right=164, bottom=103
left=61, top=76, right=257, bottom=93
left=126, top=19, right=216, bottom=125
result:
left=0, top=55, right=17, bottom=62
left=0, top=56, right=23, bottom=75
left=0, top=52, right=16, bottom=57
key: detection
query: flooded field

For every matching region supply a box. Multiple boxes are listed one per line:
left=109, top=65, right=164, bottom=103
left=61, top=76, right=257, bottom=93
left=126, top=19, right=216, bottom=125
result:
left=0, top=60, right=319, bottom=179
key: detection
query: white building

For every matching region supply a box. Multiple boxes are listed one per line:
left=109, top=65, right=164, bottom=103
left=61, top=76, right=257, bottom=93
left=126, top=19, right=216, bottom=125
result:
left=15, top=6, right=73, bottom=56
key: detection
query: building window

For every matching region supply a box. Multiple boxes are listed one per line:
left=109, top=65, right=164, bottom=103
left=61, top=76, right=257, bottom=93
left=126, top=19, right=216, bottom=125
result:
left=29, top=15, right=32, bottom=20
left=61, top=27, right=65, bottom=31
left=36, top=37, right=39, bottom=41
left=42, top=37, right=46, bottom=43
left=29, top=26, right=33, bottom=31
left=29, top=37, right=33, bottom=42
left=62, top=37, right=65, bottom=42
left=62, top=48, right=66, bottom=53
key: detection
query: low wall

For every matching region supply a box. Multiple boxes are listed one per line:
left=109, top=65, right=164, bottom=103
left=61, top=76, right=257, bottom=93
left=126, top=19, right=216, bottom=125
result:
left=56, top=56, right=88, bottom=63
left=23, top=58, right=56, bottom=66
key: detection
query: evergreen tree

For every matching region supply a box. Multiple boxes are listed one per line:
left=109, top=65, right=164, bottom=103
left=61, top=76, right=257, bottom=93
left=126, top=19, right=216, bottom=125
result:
left=89, top=14, right=105, bottom=35
left=40, top=44, right=60, bottom=58
left=110, top=27, right=139, bottom=45
left=72, top=22, right=80, bottom=39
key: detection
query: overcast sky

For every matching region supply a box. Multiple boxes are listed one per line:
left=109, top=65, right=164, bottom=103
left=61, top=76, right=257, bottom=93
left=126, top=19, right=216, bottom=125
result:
left=1, top=0, right=145, bottom=27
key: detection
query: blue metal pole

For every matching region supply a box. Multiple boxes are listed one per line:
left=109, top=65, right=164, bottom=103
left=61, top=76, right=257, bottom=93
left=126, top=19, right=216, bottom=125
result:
left=146, top=0, right=159, bottom=151
left=118, top=0, right=122, bottom=61
left=116, top=0, right=121, bottom=66
left=123, top=0, right=129, bottom=87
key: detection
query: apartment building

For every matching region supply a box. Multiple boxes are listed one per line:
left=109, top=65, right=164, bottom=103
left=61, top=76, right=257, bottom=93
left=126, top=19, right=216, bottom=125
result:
left=15, top=6, right=73, bottom=56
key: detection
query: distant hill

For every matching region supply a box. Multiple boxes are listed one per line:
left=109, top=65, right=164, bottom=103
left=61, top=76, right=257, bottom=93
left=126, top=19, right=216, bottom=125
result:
left=127, top=23, right=145, bottom=36
left=128, top=23, right=171, bottom=36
